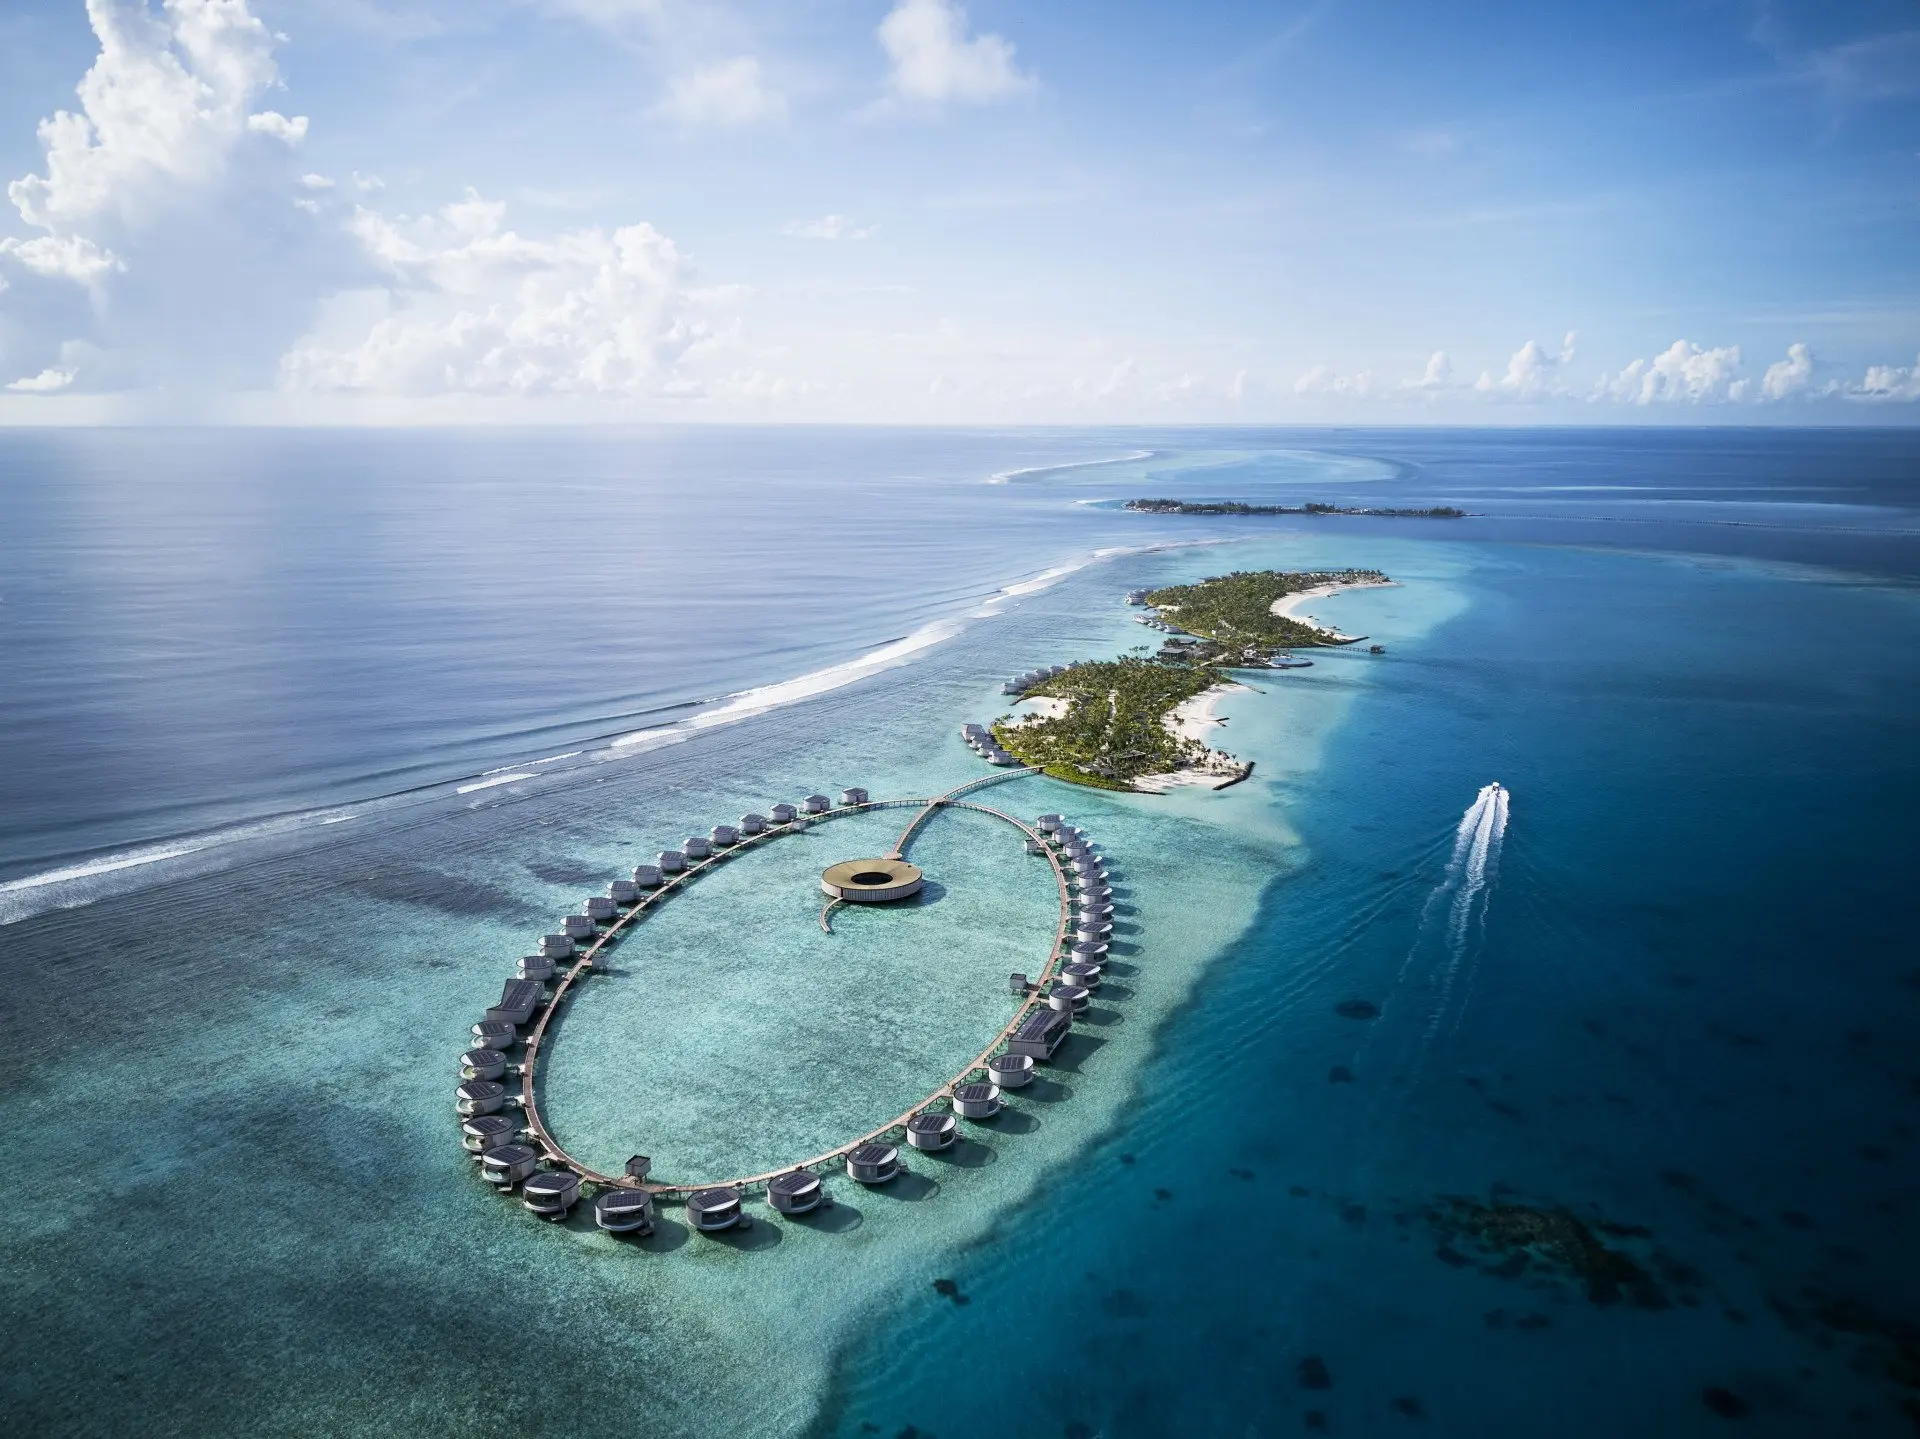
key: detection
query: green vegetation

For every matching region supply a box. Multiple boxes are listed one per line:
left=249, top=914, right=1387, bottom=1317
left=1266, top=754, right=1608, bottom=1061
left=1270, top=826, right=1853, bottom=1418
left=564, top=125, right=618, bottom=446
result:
left=1127, top=498, right=1465, bottom=518
left=1144, top=568, right=1387, bottom=662
left=990, top=568, right=1387, bottom=790
left=991, top=656, right=1224, bottom=789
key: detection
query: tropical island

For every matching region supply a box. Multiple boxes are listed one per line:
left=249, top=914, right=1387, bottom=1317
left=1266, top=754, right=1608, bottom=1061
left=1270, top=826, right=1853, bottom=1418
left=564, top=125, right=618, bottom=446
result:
left=1139, top=568, right=1391, bottom=661
left=987, top=569, right=1390, bottom=792
left=1126, top=498, right=1465, bottom=518
left=991, top=657, right=1231, bottom=791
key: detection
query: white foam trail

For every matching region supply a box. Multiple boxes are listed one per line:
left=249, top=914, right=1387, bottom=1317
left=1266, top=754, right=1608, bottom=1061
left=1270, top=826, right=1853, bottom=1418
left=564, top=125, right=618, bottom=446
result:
left=456, top=772, right=538, bottom=794
left=613, top=619, right=966, bottom=749
left=0, top=839, right=214, bottom=897
left=987, top=450, right=1154, bottom=484
left=1427, top=783, right=1509, bottom=1040
left=970, top=552, right=1128, bottom=615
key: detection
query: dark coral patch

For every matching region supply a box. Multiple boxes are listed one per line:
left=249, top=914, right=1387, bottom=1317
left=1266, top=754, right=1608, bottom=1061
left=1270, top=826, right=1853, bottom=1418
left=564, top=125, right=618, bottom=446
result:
left=1329, top=1066, right=1356, bottom=1083
left=1100, top=1288, right=1150, bottom=1319
left=525, top=859, right=604, bottom=885
left=1297, top=1355, right=1333, bottom=1390
left=1428, top=1196, right=1668, bottom=1307
left=1701, top=1387, right=1749, bottom=1418
left=1391, top=1396, right=1426, bottom=1419
left=1335, top=1000, right=1380, bottom=1020
left=931, top=1278, right=968, bottom=1306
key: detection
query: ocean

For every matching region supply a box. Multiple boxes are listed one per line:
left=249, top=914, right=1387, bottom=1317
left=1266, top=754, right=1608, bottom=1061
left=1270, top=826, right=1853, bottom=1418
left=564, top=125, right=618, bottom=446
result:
left=1, top=426, right=1916, bottom=1437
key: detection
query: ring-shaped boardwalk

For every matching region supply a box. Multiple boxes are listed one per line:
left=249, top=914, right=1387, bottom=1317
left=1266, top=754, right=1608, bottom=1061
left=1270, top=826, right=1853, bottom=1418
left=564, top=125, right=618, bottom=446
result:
left=518, top=768, right=1080, bottom=1201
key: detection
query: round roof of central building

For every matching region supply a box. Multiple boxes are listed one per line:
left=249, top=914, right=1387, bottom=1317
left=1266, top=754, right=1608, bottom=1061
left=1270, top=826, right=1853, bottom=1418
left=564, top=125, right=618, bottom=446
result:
left=820, top=857, right=924, bottom=902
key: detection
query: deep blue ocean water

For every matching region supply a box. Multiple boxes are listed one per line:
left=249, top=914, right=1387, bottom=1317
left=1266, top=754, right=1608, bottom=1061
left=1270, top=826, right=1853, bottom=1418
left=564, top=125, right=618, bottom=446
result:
left=0, top=427, right=1915, bottom=1437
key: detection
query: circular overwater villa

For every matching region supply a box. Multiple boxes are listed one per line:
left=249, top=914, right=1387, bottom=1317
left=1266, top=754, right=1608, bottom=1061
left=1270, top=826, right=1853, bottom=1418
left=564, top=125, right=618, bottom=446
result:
left=453, top=768, right=1131, bottom=1248
left=819, top=856, right=924, bottom=903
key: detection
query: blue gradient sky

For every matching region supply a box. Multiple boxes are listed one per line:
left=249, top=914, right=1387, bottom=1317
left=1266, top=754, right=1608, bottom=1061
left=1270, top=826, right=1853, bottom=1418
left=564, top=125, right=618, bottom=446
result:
left=0, top=0, right=1916, bottom=422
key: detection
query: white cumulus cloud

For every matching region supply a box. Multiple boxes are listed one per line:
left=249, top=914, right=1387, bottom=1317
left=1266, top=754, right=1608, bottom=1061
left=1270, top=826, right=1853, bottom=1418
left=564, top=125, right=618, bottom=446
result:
left=1761, top=342, right=1814, bottom=400
left=9, top=0, right=281, bottom=234
left=246, top=110, right=308, bottom=144
left=280, top=191, right=724, bottom=397
left=0, top=233, right=124, bottom=285
left=653, top=56, right=786, bottom=128
left=1597, top=339, right=1745, bottom=404
left=1403, top=350, right=1453, bottom=391
left=879, top=0, right=1033, bottom=105
left=1854, top=354, right=1920, bottom=401
left=1477, top=332, right=1576, bottom=400
left=1295, top=363, right=1375, bottom=396
left=6, top=366, right=77, bottom=393
left=0, top=0, right=333, bottom=393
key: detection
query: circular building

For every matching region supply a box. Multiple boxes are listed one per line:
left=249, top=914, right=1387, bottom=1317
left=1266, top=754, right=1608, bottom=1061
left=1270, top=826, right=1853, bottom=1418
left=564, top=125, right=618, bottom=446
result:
left=820, top=857, right=925, bottom=904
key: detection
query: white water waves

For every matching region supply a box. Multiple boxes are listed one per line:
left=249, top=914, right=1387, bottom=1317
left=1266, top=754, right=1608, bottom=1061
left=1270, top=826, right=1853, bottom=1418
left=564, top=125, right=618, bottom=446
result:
left=1378, top=783, right=1510, bottom=1071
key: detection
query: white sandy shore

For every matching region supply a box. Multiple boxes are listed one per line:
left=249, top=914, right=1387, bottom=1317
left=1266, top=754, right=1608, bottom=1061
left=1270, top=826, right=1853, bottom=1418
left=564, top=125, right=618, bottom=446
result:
left=1131, top=681, right=1254, bottom=793
left=1166, top=681, right=1249, bottom=744
left=1270, top=577, right=1397, bottom=640
left=1015, top=695, right=1069, bottom=721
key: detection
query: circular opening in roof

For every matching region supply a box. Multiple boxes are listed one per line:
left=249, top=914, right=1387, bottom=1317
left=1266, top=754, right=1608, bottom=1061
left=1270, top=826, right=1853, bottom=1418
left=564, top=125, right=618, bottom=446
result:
left=820, top=857, right=925, bottom=902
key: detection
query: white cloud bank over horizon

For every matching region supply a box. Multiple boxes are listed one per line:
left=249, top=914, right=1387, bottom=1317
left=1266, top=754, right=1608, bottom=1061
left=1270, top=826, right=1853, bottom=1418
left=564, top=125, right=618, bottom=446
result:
left=0, top=2, right=1915, bottom=423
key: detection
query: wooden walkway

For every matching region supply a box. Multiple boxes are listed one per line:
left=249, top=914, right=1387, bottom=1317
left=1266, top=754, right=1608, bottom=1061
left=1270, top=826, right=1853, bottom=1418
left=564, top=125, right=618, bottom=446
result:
left=514, top=768, right=1078, bottom=1201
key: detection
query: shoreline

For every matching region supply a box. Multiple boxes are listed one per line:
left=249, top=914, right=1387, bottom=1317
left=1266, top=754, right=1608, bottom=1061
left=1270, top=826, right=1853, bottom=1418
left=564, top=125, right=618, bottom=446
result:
left=1167, top=681, right=1250, bottom=745
left=1270, top=576, right=1398, bottom=640
left=1132, top=681, right=1254, bottom=792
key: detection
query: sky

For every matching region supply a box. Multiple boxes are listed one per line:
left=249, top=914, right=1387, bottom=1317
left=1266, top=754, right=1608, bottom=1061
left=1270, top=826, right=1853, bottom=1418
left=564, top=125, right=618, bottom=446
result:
left=0, top=0, right=1916, bottom=424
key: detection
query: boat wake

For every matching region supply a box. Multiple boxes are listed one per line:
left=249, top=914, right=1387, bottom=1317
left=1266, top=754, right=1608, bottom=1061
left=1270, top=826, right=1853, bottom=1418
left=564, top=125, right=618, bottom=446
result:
left=1432, top=781, right=1509, bottom=1029
left=1381, top=783, right=1510, bottom=1069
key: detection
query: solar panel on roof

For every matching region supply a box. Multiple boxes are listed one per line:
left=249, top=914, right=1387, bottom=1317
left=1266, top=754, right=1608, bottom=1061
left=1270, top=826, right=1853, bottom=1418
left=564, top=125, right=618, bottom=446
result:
left=1016, top=1008, right=1068, bottom=1039
left=499, top=978, right=542, bottom=1006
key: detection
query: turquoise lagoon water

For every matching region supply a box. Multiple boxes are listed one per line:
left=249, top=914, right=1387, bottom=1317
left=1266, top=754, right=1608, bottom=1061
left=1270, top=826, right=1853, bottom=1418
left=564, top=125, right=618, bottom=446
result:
left=2, top=429, right=1917, bottom=1436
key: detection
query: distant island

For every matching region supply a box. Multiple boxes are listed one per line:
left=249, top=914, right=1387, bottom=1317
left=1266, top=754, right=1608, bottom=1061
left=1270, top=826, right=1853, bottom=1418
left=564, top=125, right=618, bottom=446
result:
left=989, top=569, right=1391, bottom=791
left=1126, top=498, right=1465, bottom=518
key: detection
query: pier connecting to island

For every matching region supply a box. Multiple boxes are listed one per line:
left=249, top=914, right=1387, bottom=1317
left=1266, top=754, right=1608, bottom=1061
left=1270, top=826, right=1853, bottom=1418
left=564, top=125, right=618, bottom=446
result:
left=454, top=770, right=1124, bottom=1242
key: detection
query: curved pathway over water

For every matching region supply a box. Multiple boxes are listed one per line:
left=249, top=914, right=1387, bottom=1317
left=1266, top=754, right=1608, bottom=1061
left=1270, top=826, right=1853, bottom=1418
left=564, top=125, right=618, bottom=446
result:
left=518, top=769, right=1074, bottom=1198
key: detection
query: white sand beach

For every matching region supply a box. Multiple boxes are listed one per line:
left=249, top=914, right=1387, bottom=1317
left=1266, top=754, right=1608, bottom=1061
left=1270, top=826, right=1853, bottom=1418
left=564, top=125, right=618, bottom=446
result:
left=1167, top=681, right=1249, bottom=743
left=1015, top=695, right=1069, bottom=721
left=1270, top=577, right=1397, bottom=639
left=1132, top=682, right=1254, bottom=792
